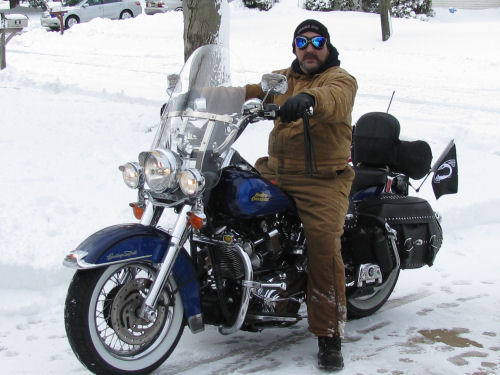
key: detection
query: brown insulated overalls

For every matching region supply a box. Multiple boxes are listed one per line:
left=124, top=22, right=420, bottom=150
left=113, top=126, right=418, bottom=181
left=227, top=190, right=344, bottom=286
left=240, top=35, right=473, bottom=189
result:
left=246, top=64, right=357, bottom=337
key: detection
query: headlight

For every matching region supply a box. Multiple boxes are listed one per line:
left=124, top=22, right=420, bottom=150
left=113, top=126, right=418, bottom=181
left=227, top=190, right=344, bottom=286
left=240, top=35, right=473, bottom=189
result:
left=119, top=162, right=141, bottom=189
left=178, top=169, right=205, bottom=196
left=144, top=148, right=178, bottom=193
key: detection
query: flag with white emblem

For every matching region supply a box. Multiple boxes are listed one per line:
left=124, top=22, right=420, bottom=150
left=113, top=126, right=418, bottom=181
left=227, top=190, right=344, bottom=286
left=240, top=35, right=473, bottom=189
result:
left=431, top=140, right=458, bottom=199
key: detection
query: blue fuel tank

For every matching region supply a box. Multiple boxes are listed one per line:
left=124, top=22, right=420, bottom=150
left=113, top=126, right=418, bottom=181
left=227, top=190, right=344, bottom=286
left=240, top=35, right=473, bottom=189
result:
left=210, top=167, right=293, bottom=219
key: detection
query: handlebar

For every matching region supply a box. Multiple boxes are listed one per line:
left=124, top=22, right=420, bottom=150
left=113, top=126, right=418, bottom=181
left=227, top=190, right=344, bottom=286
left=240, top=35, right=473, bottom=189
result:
left=242, top=103, right=313, bottom=122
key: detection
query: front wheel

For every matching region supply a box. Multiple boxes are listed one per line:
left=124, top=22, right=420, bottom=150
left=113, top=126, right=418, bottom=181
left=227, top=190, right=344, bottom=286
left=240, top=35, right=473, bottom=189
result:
left=65, top=15, right=79, bottom=29
left=347, top=268, right=400, bottom=319
left=64, top=263, right=185, bottom=375
left=120, top=10, right=133, bottom=19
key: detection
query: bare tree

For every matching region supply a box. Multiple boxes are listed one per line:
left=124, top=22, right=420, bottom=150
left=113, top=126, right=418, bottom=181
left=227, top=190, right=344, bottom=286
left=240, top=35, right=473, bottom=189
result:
left=183, top=0, right=224, bottom=62
left=9, top=0, right=20, bottom=8
left=380, top=0, right=391, bottom=41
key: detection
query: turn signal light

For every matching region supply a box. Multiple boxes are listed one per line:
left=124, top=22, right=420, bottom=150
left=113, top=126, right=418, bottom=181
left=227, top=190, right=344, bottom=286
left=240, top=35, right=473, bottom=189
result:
left=129, top=202, right=144, bottom=220
left=188, top=212, right=205, bottom=230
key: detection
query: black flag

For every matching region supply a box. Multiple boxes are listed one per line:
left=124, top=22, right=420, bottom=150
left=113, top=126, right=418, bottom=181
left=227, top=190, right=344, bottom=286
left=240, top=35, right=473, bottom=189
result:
left=431, top=140, right=458, bottom=199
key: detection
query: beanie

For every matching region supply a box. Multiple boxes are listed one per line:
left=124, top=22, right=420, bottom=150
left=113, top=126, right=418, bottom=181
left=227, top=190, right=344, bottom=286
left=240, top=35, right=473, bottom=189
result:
left=292, top=19, right=331, bottom=53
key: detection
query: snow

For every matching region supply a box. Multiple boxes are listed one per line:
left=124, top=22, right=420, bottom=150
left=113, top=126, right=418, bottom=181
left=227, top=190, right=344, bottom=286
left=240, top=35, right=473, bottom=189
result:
left=1, top=0, right=500, bottom=374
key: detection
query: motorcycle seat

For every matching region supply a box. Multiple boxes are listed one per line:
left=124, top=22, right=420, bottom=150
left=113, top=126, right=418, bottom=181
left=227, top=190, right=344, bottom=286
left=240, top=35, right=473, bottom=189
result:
left=351, top=166, right=388, bottom=193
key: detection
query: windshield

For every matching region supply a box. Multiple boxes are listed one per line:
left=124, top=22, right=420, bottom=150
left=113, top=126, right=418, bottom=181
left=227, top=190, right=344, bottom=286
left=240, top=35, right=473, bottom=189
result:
left=62, top=0, right=84, bottom=6
left=152, top=45, right=247, bottom=189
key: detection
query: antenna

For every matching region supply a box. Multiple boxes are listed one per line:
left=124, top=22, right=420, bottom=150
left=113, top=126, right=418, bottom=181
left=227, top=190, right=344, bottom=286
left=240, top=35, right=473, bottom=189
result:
left=386, top=90, right=395, bottom=113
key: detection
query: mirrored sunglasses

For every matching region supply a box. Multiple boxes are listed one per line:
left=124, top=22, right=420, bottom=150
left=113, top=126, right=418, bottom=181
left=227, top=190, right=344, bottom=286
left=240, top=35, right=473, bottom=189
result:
left=295, top=36, right=327, bottom=50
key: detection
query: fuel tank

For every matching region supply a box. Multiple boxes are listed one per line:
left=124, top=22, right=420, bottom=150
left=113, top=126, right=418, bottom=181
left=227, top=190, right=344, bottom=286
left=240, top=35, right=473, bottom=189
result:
left=209, top=166, right=293, bottom=218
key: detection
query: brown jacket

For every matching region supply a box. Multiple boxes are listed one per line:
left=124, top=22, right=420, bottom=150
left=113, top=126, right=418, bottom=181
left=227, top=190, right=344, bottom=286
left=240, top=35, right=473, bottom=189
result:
left=246, top=66, right=357, bottom=177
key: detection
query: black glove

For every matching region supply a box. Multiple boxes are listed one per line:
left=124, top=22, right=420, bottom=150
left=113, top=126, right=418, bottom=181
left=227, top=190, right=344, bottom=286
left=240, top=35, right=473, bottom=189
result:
left=280, top=93, right=315, bottom=123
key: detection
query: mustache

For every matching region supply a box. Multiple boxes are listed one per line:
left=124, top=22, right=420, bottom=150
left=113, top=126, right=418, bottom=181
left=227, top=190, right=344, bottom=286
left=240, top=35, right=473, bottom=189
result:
left=303, top=53, right=319, bottom=60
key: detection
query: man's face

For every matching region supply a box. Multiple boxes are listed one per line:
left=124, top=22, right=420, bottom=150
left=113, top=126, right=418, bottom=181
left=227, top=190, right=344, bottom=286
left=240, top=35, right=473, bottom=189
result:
left=295, top=31, right=329, bottom=75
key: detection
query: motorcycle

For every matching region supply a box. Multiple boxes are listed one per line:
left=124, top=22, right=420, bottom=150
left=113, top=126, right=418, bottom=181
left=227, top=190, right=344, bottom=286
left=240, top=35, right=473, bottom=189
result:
left=63, top=45, right=451, bottom=375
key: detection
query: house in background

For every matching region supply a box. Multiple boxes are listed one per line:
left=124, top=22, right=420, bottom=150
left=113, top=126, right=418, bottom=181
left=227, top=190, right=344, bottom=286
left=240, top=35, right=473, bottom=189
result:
left=432, top=0, right=500, bottom=9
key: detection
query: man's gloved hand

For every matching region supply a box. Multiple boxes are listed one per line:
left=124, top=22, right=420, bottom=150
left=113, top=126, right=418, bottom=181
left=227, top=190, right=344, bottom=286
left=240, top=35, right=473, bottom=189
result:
left=280, top=93, right=315, bottom=123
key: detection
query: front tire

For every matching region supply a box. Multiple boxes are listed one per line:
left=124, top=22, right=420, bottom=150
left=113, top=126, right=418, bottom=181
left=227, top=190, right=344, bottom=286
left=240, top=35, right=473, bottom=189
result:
left=65, top=263, right=185, bottom=375
left=120, top=10, right=133, bottom=19
left=65, top=15, right=79, bottom=29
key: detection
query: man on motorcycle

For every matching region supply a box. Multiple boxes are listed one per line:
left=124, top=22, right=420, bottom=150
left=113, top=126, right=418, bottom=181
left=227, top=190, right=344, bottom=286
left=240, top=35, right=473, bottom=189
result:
left=245, top=19, right=357, bottom=371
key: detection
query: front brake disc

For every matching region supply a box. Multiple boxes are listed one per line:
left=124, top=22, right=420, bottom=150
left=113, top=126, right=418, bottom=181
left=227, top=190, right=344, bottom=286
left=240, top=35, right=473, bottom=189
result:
left=110, top=278, right=168, bottom=346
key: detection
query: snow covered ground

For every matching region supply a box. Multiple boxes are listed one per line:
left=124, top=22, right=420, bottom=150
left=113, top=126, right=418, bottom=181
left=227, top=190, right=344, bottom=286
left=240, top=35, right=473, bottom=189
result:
left=1, top=0, right=499, bottom=374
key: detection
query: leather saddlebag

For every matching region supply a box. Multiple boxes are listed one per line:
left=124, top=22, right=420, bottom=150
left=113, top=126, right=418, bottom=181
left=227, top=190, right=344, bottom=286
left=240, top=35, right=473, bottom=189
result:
left=356, top=194, right=442, bottom=269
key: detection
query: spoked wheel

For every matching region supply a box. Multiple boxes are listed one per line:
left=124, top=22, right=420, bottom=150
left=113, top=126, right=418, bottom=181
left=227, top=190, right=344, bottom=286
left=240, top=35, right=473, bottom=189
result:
left=347, top=267, right=400, bottom=319
left=65, top=263, right=185, bottom=375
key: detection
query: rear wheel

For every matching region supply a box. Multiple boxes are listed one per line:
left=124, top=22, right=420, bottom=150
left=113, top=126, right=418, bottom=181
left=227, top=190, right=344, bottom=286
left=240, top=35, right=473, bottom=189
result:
left=347, top=267, right=400, bottom=319
left=65, top=263, right=185, bottom=375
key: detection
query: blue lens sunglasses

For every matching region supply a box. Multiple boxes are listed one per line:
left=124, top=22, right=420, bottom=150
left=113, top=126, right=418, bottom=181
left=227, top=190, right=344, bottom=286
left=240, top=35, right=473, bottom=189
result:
left=295, top=36, right=327, bottom=50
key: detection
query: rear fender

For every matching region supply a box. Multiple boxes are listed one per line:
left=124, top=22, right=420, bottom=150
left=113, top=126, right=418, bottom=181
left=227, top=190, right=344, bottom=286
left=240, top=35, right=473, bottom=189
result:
left=64, top=224, right=203, bottom=332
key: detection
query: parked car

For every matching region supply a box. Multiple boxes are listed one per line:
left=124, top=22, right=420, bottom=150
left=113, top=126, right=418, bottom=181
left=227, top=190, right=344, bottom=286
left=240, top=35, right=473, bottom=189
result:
left=40, top=0, right=142, bottom=30
left=243, top=0, right=276, bottom=11
left=144, top=0, right=182, bottom=15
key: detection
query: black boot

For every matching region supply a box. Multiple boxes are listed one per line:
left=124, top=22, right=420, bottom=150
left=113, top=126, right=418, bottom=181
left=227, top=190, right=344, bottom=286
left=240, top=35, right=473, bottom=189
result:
left=318, top=336, right=344, bottom=371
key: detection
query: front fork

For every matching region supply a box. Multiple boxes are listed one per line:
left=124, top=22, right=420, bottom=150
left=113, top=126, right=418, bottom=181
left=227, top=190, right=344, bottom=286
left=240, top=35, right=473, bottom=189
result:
left=139, top=202, right=192, bottom=321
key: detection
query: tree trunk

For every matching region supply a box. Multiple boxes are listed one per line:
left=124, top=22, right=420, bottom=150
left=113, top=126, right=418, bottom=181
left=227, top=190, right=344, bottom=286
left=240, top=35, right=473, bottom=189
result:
left=9, top=0, right=19, bottom=9
left=1, top=30, right=6, bottom=70
left=183, top=0, right=223, bottom=62
left=380, top=0, right=391, bottom=42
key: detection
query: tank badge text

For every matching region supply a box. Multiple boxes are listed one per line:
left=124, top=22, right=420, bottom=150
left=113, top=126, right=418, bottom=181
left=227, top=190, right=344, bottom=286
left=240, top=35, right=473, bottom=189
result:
left=251, top=192, right=270, bottom=202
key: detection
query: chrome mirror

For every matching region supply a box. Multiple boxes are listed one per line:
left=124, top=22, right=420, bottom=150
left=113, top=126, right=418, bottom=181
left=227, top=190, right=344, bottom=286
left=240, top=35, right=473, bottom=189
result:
left=261, top=73, right=287, bottom=95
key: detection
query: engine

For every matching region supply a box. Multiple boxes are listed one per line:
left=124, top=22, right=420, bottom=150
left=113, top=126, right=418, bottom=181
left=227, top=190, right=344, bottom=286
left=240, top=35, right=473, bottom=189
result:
left=196, top=213, right=308, bottom=327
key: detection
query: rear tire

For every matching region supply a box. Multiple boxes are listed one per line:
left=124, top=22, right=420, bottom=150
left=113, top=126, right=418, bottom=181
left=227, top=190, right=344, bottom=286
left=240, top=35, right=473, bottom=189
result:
left=347, top=268, right=400, bottom=319
left=65, top=263, right=185, bottom=375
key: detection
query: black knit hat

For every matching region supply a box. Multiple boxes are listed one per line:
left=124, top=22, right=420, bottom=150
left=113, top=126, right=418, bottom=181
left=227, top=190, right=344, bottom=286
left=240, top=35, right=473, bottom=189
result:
left=292, top=19, right=331, bottom=52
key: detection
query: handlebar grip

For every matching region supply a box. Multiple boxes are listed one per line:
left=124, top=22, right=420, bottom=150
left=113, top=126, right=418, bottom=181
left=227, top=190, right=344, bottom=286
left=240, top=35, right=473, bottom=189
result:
left=263, top=103, right=280, bottom=119
left=260, top=104, right=312, bottom=120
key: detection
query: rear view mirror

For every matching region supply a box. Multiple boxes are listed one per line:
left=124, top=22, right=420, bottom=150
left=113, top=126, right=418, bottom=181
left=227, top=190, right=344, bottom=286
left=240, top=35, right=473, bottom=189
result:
left=261, top=73, right=287, bottom=95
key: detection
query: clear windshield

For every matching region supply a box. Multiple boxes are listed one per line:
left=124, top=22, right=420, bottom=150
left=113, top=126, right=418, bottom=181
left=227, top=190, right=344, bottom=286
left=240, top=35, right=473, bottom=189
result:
left=152, top=45, right=247, bottom=189
left=62, top=0, right=83, bottom=6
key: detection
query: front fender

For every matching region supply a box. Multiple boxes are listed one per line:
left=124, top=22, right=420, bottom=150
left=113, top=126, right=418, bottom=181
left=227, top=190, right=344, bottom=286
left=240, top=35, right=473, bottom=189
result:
left=64, top=224, right=203, bottom=332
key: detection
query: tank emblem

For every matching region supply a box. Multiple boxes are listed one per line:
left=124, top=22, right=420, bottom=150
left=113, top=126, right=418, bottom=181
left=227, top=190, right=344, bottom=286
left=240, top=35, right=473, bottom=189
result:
left=251, top=192, right=271, bottom=202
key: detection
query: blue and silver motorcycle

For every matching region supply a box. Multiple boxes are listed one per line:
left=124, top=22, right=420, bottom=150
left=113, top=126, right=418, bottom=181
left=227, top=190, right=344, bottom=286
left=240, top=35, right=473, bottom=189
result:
left=63, top=45, right=447, bottom=375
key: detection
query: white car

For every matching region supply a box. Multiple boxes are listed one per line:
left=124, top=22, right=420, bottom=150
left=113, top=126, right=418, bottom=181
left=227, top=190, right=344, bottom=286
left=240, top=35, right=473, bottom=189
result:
left=145, top=0, right=182, bottom=15
left=40, top=0, right=142, bottom=30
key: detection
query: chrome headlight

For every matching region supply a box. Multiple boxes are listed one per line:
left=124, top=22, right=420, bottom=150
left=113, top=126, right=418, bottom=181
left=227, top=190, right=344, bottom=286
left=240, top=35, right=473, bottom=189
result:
left=144, top=149, right=178, bottom=193
left=178, top=169, right=205, bottom=196
left=119, top=162, right=141, bottom=189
